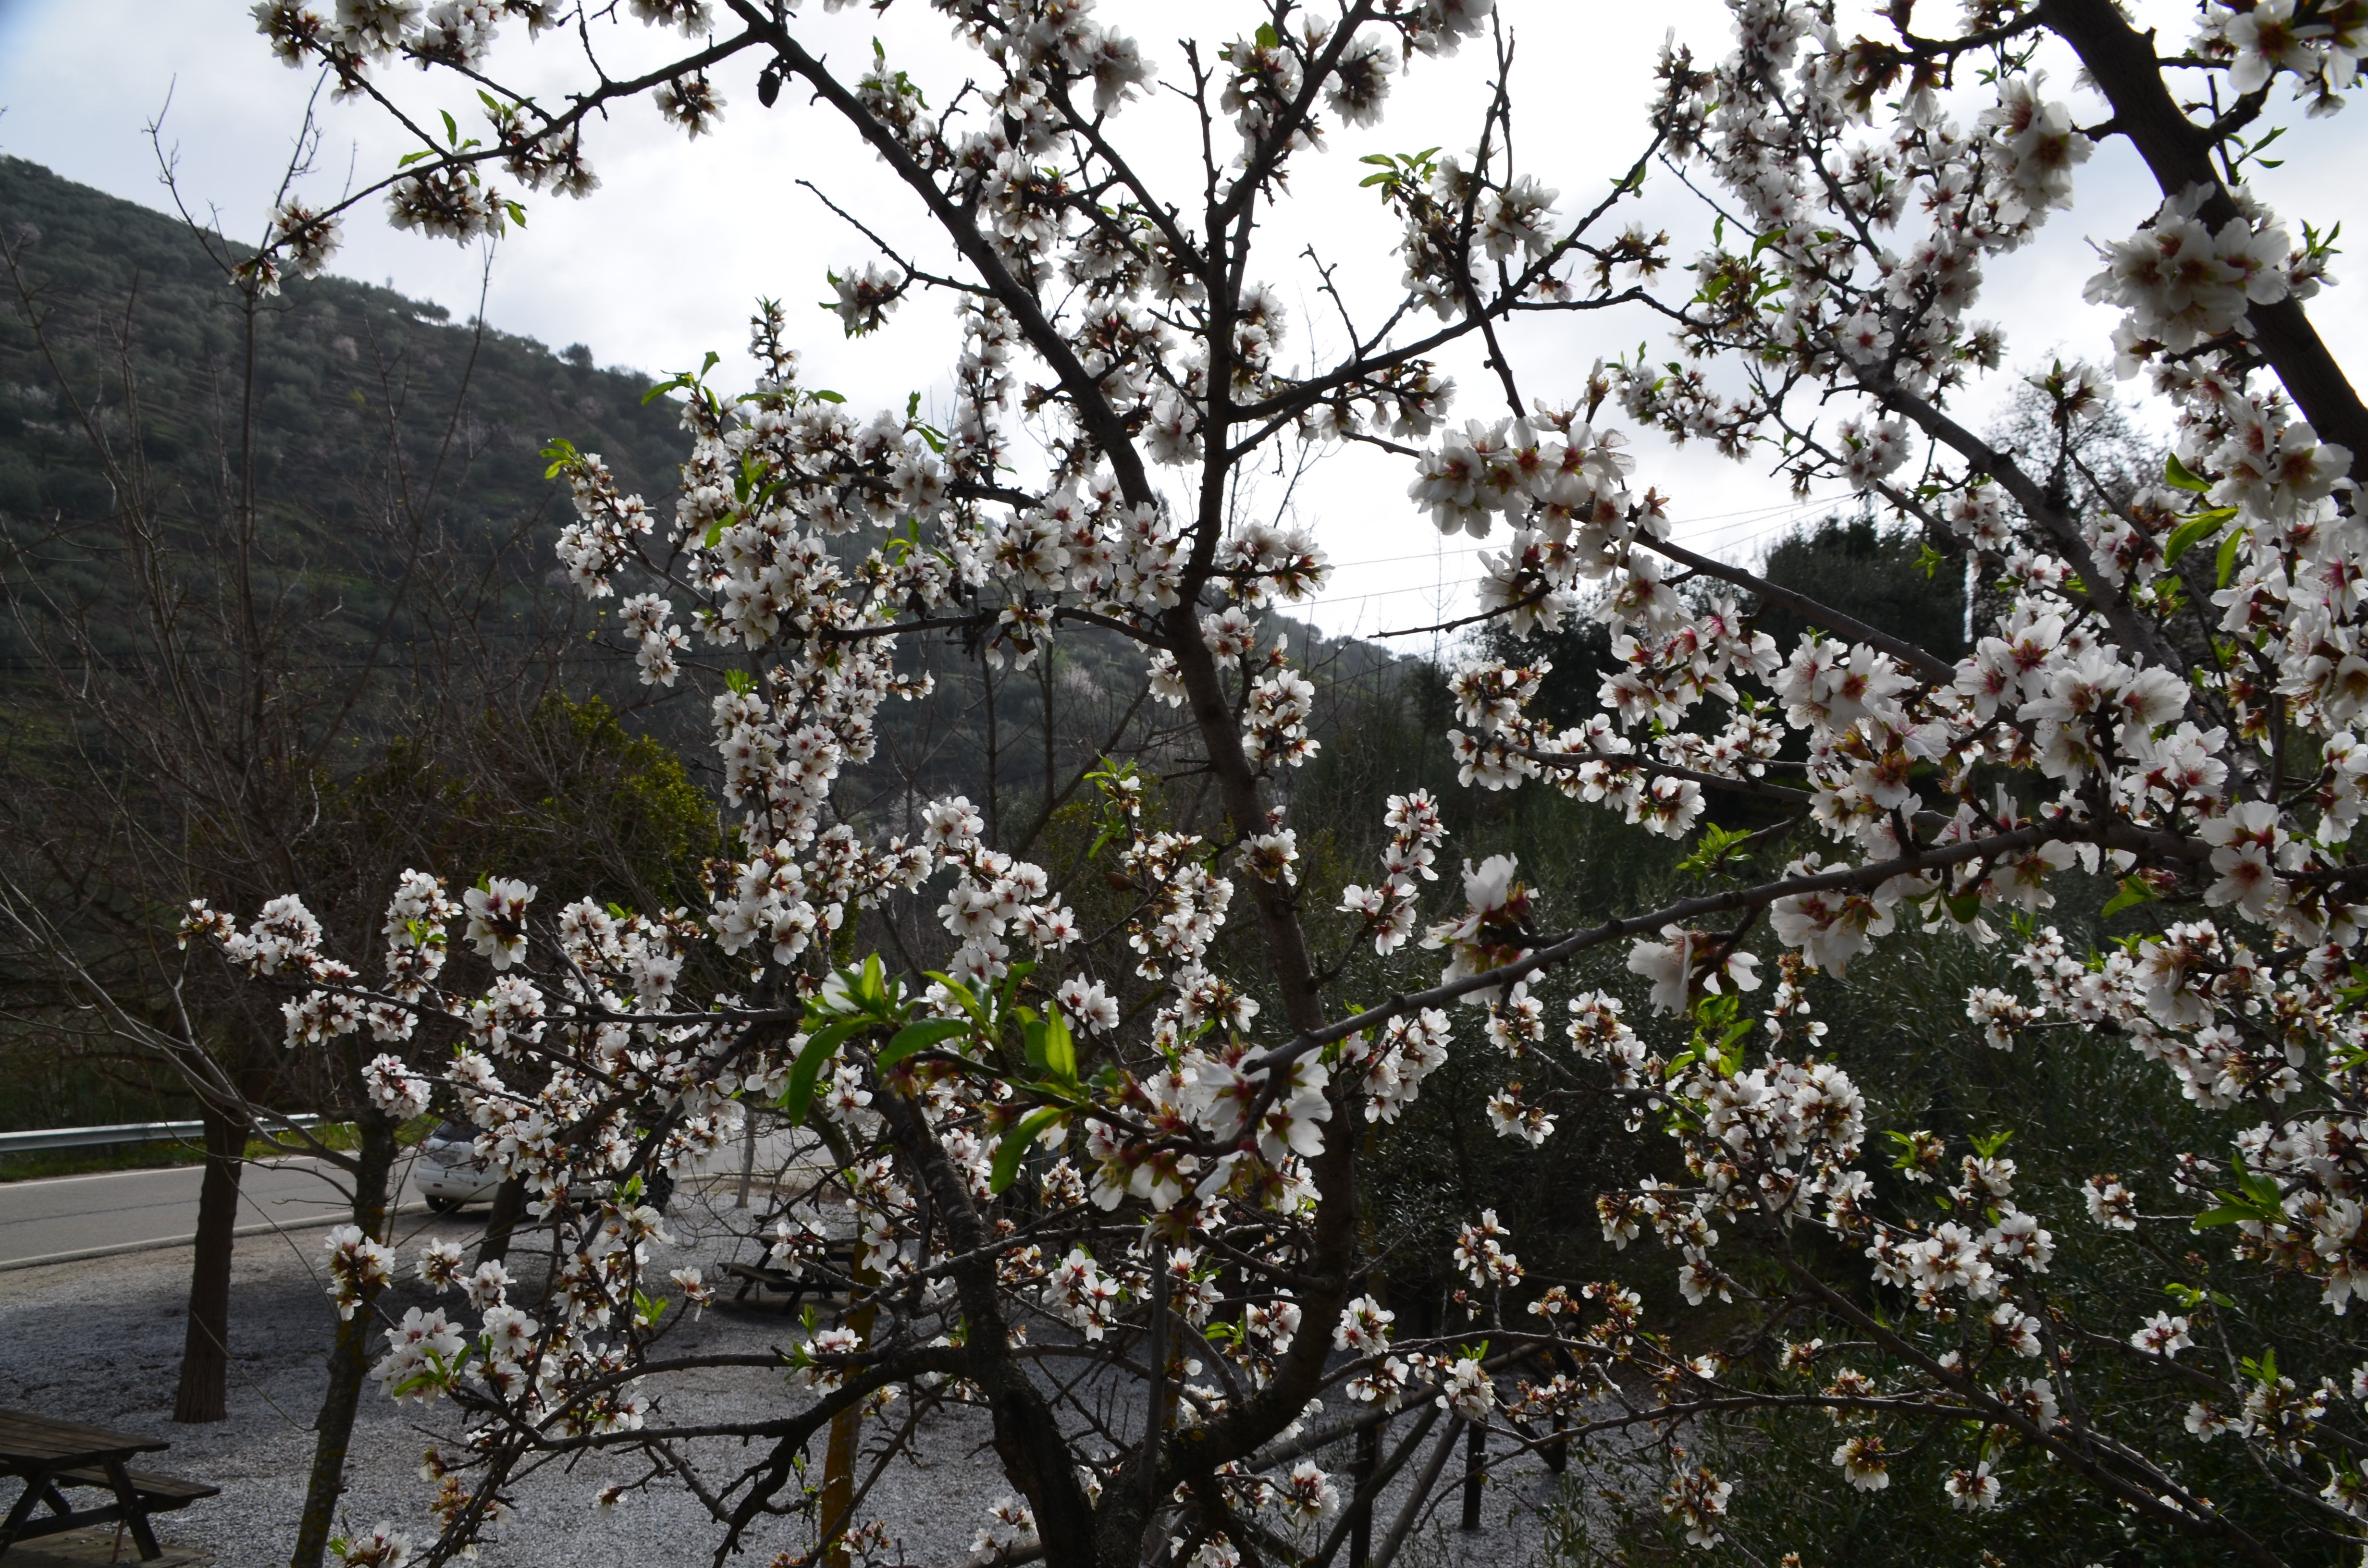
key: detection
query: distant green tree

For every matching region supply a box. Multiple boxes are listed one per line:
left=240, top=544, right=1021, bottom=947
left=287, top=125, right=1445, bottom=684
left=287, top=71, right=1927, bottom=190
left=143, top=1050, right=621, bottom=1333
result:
left=1756, top=513, right=1967, bottom=661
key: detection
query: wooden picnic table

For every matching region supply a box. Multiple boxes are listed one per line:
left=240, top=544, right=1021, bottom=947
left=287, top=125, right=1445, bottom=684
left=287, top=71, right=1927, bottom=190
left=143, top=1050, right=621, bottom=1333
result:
left=0, top=1409, right=214, bottom=1561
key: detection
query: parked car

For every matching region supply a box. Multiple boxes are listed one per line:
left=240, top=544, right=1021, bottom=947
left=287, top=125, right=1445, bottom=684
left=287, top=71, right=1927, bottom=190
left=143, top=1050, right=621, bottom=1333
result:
left=415, top=1122, right=503, bottom=1213
left=416, top=1121, right=678, bottom=1214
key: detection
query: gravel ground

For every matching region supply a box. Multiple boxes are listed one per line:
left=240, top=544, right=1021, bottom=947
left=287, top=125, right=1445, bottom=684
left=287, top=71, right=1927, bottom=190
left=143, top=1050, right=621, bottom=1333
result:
left=0, top=1187, right=1565, bottom=1567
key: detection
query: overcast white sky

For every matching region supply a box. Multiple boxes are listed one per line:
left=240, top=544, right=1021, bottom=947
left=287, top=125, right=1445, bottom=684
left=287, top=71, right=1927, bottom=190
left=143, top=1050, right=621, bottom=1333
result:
left=4, top=0, right=2365, bottom=642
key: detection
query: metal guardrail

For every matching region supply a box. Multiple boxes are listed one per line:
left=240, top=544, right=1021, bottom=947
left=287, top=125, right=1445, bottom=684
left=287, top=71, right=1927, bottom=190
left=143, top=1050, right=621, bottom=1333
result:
left=0, top=1115, right=323, bottom=1156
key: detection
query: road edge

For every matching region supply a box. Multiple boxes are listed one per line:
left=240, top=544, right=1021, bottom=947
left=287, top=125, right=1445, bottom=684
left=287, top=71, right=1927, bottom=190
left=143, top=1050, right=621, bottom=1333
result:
left=0, top=1203, right=430, bottom=1274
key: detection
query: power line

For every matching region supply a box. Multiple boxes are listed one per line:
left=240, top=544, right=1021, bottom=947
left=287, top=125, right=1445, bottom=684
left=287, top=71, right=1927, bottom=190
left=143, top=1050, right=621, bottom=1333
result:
left=1308, top=494, right=1840, bottom=578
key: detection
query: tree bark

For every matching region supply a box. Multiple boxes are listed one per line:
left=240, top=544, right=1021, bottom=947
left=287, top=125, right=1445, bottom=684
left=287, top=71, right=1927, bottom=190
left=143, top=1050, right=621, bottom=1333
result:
left=2037, top=0, right=2368, bottom=473
left=290, top=1115, right=397, bottom=1568
left=171, top=1101, right=251, bottom=1424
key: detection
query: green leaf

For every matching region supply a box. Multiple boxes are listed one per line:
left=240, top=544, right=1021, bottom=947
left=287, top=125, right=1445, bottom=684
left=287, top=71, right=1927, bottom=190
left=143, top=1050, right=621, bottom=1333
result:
left=999, top=961, right=1038, bottom=1021
left=1941, top=889, right=1985, bottom=925
left=2215, top=525, right=2244, bottom=588
left=857, top=954, right=887, bottom=1009
left=722, top=668, right=755, bottom=694
left=877, top=1018, right=969, bottom=1071
left=441, top=109, right=459, bottom=145
left=2190, top=1205, right=2255, bottom=1228
left=2164, top=453, right=2211, bottom=492
left=1255, top=22, right=1280, bottom=49
left=2162, top=508, right=2235, bottom=566
left=2102, top=888, right=2164, bottom=931
left=990, top=1108, right=1064, bottom=1193
left=1716, top=1018, right=1754, bottom=1062
left=1043, top=1006, right=1076, bottom=1083
left=781, top=1020, right=862, bottom=1123
left=1676, top=822, right=1754, bottom=878
left=397, top=149, right=432, bottom=168
left=809, top=389, right=846, bottom=404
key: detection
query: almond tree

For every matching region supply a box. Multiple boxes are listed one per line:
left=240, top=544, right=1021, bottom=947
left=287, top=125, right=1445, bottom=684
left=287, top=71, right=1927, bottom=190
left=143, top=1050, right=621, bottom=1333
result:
left=202, top=1, right=2368, bottom=1564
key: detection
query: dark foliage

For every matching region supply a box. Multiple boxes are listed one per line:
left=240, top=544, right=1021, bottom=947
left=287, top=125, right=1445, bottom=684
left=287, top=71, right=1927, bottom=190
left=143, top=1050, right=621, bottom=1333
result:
left=1757, top=513, right=1968, bottom=661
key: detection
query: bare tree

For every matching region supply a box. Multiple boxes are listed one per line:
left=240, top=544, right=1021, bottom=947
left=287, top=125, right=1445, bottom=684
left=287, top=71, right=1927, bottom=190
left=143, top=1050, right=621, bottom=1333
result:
left=0, top=104, right=703, bottom=1563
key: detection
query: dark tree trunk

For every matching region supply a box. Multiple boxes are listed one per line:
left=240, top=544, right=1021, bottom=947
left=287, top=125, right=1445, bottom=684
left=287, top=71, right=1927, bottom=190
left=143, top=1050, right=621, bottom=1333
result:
left=172, top=1102, right=250, bottom=1424
left=290, top=1113, right=397, bottom=1568
left=474, top=1176, right=527, bottom=1269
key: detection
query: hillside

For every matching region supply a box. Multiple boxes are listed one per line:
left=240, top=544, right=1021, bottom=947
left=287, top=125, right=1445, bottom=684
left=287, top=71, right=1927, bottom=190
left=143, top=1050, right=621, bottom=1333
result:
left=0, top=154, right=688, bottom=564
left=0, top=157, right=1404, bottom=789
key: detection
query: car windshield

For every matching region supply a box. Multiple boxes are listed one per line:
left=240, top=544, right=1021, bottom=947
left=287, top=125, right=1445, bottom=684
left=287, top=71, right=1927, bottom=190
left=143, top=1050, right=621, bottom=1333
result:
left=430, top=1122, right=474, bottom=1143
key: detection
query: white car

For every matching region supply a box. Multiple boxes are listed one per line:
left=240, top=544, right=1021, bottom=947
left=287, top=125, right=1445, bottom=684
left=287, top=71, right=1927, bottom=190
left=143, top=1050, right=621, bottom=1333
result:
left=415, top=1122, right=503, bottom=1212
left=415, top=1122, right=680, bottom=1214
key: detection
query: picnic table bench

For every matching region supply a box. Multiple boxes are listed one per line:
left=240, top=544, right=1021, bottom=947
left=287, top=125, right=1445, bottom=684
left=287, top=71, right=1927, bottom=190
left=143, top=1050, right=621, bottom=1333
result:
left=719, top=1218, right=859, bottom=1313
left=0, top=1410, right=217, bottom=1561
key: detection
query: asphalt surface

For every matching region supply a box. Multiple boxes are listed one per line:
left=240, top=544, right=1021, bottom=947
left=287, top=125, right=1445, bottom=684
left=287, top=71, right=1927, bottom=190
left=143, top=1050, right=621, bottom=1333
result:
left=0, top=1153, right=432, bottom=1269
left=0, top=1192, right=1562, bottom=1566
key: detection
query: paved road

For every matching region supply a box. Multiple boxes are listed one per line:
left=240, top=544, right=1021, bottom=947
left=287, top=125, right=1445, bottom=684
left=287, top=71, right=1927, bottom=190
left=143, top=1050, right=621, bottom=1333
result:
left=0, top=1154, right=431, bottom=1269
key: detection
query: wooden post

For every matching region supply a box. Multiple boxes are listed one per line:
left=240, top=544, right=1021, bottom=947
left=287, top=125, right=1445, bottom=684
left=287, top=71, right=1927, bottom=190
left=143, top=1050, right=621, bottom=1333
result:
left=474, top=1176, right=528, bottom=1269
left=1348, top=1420, right=1381, bottom=1568
left=1139, top=1242, right=1172, bottom=1562
left=817, top=1266, right=876, bottom=1566
left=1459, top=1418, right=1484, bottom=1531
left=1545, top=1347, right=1574, bottom=1476
left=735, top=1110, right=759, bottom=1209
left=1370, top=1418, right=1461, bottom=1568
